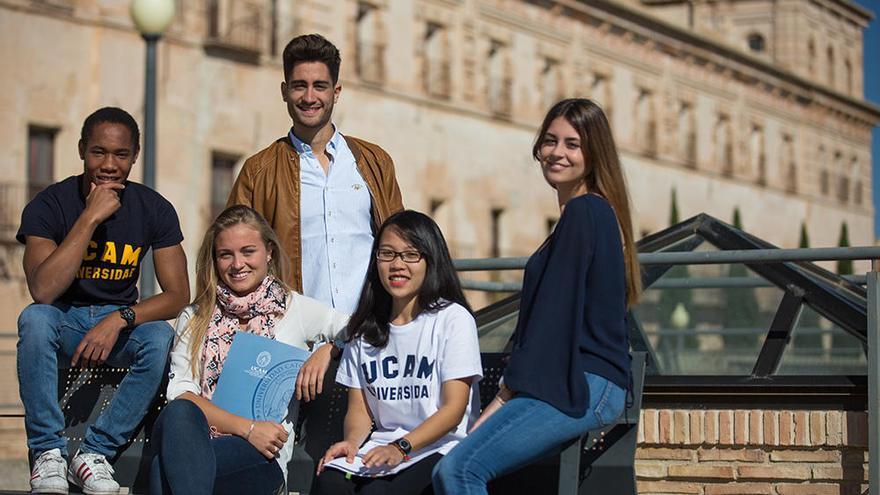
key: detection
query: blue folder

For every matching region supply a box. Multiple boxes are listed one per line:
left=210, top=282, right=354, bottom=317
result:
left=211, top=331, right=311, bottom=423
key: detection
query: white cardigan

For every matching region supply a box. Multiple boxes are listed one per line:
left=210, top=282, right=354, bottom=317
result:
left=166, top=290, right=349, bottom=479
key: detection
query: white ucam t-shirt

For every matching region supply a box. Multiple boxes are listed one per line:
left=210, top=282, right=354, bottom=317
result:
left=336, top=302, right=483, bottom=460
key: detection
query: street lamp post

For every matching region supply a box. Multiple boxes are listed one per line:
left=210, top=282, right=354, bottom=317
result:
left=130, top=0, right=175, bottom=298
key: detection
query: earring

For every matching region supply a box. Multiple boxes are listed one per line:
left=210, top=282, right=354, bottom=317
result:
left=267, top=256, right=272, bottom=262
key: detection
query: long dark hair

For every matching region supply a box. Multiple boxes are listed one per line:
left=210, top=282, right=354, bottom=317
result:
left=533, top=98, right=641, bottom=307
left=348, top=210, right=471, bottom=348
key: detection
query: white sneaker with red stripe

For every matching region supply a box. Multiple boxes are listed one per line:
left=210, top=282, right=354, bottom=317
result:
left=30, top=448, right=68, bottom=494
left=67, top=451, right=119, bottom=495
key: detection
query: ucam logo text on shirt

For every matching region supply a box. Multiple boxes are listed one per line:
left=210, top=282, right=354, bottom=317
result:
left=361, top=354, right=436, bottom=402
left=75, top=241, right=142, bottom=281
left=361, top=354, right=435, bottom=384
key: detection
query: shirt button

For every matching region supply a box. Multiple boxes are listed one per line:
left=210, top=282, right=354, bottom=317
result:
left=330, top=238, right=335, bottom=243
left=333, top=263, right=337, bottom=268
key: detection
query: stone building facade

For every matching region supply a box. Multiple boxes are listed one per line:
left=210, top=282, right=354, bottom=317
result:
left=0, top=0, right=877, bottom=489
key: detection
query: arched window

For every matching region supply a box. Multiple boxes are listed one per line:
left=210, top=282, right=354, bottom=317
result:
left=781, top=134, right=796, bottom=193
left=844, top=59, right=853, bottom=95
left=851, top=157, right=862, bottom=205
left=715, top=115, right=733, bottom=176
left=827, top=46, right=835, bottom=87
left=747, top=33, right=766, bottom=53
left=636, top=90, right=657, bottom=157
left=678, top=103, right=696, bottom=167
left=808, top=38, right=816, bottom=76
left=749, top=126, right=766, bottom=185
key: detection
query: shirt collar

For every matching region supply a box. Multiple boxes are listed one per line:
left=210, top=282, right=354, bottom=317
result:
left=288, top=125, right=342, bottom=158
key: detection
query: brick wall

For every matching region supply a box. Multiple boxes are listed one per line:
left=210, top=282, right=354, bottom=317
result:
left=636, top=409, right=868, bottom=495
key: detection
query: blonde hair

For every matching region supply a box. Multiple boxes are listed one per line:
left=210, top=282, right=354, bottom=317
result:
left=186, top=205, right=292, bottom=374
left=533, top=98, right=642, bottom=306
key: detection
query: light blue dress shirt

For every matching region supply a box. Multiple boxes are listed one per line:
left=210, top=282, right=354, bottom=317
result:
left=291, top=127, right=374, bottom=314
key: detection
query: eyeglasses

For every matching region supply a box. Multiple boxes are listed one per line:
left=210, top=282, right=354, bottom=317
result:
left=376, top=249, right=423, bottom=263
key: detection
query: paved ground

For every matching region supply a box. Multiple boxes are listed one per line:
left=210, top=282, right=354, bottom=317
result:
left=0, top=459, right=29, bottom=492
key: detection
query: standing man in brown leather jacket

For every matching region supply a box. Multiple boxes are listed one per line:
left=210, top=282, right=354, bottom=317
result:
left=228, top=34, right=403, bottom=318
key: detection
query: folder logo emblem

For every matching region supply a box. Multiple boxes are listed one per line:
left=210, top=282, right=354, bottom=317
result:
left=256, top=351, right=272, bottom=368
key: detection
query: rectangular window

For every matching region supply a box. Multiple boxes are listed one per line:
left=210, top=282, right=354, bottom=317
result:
left=27, top=126, right=57, bottom=200
left=210, top=152, right=240, bottom=221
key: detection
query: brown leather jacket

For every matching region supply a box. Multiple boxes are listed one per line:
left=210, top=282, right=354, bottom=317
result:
left=227, top=135, right=404, bottom=292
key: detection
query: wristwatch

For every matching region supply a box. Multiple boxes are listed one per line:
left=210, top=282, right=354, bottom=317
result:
left=118, top=306, right=136, bottom=328
left=392, top=437, right=412, bottom=459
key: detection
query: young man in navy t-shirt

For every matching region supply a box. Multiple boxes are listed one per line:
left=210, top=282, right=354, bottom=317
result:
left=16, top=107, right=190, bottom=495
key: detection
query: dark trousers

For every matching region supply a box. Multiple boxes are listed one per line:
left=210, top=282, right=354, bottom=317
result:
left=313, top=453, right=442, bottom=495
left=149, top=399, right=284, bottom=495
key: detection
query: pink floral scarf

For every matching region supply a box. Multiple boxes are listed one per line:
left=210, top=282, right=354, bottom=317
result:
left=199, top=276, right=287, bottom=399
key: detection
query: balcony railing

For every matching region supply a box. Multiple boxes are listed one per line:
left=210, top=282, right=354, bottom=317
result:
left=423, top=59, right=451, bottom=99
left=488, top=77, right=512, bottom=118
left=205, top=1, right=264, bottom=59
left=0, top=183, right=33, bottom=242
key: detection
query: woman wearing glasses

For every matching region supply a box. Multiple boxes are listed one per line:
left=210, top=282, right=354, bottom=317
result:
left=313, top=210, right=482, bottom=495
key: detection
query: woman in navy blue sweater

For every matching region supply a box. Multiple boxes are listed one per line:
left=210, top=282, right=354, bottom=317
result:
left=433, top=99, right=641, bottom=494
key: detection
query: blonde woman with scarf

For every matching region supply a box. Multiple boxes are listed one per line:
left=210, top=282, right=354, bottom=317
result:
left=149, top=205, right=348, bottom=495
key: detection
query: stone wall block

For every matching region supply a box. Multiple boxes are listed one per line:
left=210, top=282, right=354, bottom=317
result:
left=689, top=410, right=703, bottom=445
left=748, top=409, right=762, bottom=445
left=703, top=482, right=773, bottom=494
left=763, top=411, right=778, bottom=446
left=697, top=447, right=766, bottom=462
left=826, top=410, right=842, bottom=446
left=719, top=410, right=734, bottom=445
left=667, top=465, right=735, bottom=479
left=636, top=480, right=702, bottom=494
left=811, top=466, right=867, bottom=481
left=644, top=409, right=659, bottom=444
left=705, top=410, right=719, bottom=444
left=844, top=411, right=867, bottom=448
left=770, top=449, right=841, bottom=463
left=635, top=462, right=668, bottom=479
left=810, top=411, right=826, bottom=445
left=780, top=411, right=794, bottom=446
left=734, top=410, right=748, bottom=445
left=638, top=410, right=646, bottom=443
left=674, top=410, right=689, bottom=445
left=737, top=464, right=811, bottom=480
left=794, top=411, right=810, bottom=445
left=775, top=483, right=841, bottom=495
left=659, top=409, right=673, bottom=444
left=636, top=447, right=696, bottom=461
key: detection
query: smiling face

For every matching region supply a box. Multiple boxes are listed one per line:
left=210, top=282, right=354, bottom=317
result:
left=376, top=227, right=427, bottom=312
left=78, top=122, right=138, bottom=196
left=281, top=61, right=341, bottom=133
left=214, top=223, right=271, bottom=296
left=538, top=116, right=588, bottom=192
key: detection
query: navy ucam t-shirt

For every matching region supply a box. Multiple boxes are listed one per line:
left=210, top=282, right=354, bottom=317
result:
left=16, top=175, right=183, bottom=306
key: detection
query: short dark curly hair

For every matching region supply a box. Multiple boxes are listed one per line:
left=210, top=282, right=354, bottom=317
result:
left=282, top=34, right=341, bottom=84
left=80, top=107, right=140, bottom=152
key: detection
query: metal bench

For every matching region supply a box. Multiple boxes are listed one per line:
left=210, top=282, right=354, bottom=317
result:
left=56, top=366, right=167, bottom=494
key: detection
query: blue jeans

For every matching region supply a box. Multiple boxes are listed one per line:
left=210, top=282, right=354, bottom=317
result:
left=432, top=372, right=625, bottom=495
left=17, top=302, right=173, bottom=458
left=149, top=399, right=285, bottom=495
